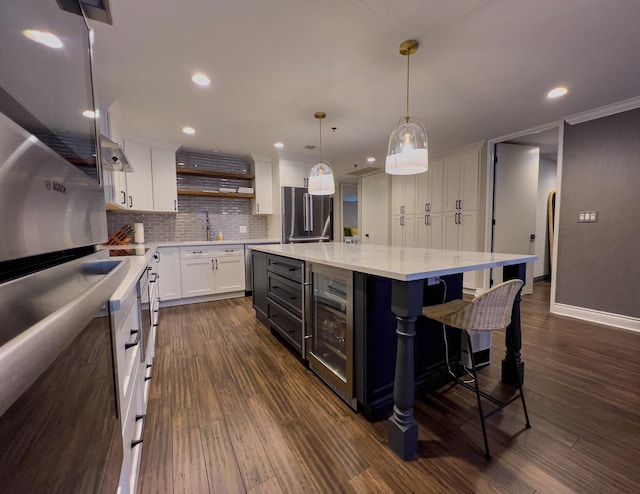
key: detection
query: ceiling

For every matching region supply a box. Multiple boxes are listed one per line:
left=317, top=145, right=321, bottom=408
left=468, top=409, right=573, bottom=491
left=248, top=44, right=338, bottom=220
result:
left=89, top=0, right=640, bottom=183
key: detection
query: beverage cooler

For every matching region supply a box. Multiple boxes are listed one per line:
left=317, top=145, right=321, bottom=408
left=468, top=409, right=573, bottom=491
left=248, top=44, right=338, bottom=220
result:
left=305, top=263, right=356, bottom=409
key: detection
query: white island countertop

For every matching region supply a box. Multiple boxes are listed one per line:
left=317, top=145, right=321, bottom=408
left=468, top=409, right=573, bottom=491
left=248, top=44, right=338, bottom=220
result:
left=250, top=243, right=537, bottom=281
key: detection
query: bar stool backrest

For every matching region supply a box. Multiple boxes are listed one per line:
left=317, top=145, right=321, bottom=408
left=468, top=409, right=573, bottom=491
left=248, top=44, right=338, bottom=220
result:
left=444, top=279, right=524, bottom=331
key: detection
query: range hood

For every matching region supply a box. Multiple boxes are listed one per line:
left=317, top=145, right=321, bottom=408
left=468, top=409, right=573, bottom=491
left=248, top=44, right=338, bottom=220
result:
left=100, top=135, right=133, bottom=172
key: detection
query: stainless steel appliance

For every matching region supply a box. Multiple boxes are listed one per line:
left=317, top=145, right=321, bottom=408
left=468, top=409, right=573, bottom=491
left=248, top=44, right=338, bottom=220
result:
left=305, top=263, right=356, bottom=409
left=0, top=1, right=127, bottom=491
left=282, top=186, right=333, bottom=243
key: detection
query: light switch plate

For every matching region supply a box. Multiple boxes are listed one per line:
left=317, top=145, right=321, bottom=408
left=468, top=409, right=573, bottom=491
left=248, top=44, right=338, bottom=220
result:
left=578, top=210, right=598, bottom=223
left=239, top=225, right=247, bottom=233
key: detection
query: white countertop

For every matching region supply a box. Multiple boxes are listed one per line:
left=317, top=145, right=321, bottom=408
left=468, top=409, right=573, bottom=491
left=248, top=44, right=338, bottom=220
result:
left=103, top=239, right=280, bottom=310
left=250, top=243, right=537, bottom=282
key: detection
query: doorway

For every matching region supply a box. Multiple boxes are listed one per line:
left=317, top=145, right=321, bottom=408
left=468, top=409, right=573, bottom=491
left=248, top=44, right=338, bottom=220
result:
left=489, top=126, right=559, bottom=294
left=341, top=183, right=359, bottom=242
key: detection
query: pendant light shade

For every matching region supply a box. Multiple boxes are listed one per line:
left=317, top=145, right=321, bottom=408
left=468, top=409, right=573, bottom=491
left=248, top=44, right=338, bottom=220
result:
left=308, top=112, right=335, bottom=195
left=385, top=40, right=428, bottom=176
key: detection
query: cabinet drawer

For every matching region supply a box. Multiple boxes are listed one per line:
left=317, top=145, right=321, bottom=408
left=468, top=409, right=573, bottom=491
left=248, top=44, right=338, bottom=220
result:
left=267, top=254, right=303, bottom=283
left=211, top=245, right=243, bottom=256
left=267, top=300, right=302, bottom=354
left=180, top=246, right=214, bottom=259
left=267, top=271, right=302, bottom=318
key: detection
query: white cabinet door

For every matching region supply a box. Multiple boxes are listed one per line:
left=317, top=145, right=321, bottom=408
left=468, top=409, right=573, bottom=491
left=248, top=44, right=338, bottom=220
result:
left=391, top=176, right=417, bottom=215
left=280, top=162, right=308, bottom=187
left=151, top=148, right=177, bottom=213
left=416, top=212, right=442, bottom=249
left=391, top=215, right=403, bottom=247
left=157, top=247, right=182, bottom=301
left=123, top=139, right=154, bottom=211
left=214, top=256, right=245, bottom=293
left=417, top=159, right=444, bottom=214
left=103, top=169, right=127, bottom=209
left=460, top=151, right=479, bottom=211
left=390, top=214, right=416, bottom=247
left=253, top=160, right=273, bottom=214
left=181, top=258, right=215, bottom=297
left=443, top=155, right=462, bottom=212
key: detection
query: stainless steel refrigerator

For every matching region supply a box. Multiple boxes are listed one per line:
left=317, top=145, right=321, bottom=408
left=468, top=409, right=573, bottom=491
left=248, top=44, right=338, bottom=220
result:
left=282, top=187, right=333, bottom=243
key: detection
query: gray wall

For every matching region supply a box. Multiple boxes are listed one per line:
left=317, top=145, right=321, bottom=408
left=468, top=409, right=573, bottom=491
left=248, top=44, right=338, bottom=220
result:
left=107, top=195, right=268, bottom=242
left=556, top=109, right=640, bottom=317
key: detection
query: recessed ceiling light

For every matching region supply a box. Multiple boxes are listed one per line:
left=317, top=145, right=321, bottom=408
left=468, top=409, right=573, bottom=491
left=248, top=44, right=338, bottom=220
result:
left=274, top=142, right=284, bottom=149
left=182, top=126, right=196, bottom=135
left=367, top=157, right=376, bottom=163
left=547, top=86, right=568, bottom=99
left=191, top=72, right=210, bottom=86
left=23, top=29, right=63, bottom=49
left=82, top=109, right=99, bottom=118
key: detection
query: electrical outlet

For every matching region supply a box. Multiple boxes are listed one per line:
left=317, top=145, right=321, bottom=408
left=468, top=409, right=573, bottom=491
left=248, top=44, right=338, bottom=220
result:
left=239, top=225, right=247, bottom=233
left=427, top=277, right=440, bottom=286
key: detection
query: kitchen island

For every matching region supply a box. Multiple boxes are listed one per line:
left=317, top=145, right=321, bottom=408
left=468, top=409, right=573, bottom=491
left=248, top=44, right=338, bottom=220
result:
left=250, top=242, right=536, bottom=460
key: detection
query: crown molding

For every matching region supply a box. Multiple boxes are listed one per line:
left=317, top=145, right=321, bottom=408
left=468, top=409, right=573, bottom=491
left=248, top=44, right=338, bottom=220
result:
left=564, top=96, right=640, bottom=125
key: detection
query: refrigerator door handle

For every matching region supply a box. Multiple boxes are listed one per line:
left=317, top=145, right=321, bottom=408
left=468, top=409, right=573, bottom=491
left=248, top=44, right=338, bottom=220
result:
left=303, top=193, right=309, bottom=232
left=308, top=195, right=314, bottom=231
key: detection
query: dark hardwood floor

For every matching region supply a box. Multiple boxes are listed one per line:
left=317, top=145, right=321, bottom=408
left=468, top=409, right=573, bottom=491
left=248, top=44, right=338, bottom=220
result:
left=138, top=283, right=640, bottom=493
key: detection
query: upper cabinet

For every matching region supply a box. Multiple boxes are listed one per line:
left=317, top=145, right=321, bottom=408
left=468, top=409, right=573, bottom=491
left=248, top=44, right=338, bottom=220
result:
left=391, top=175, right=418, bottom=215
left=443, top=151, right=479, bottom=213
left=252, top=158, right=273, bottom=215
left=123, top=139, right=154, bottom=211
left=280, top=161, right=309, bottom=188
left=151, top=148, right=178, bottom=213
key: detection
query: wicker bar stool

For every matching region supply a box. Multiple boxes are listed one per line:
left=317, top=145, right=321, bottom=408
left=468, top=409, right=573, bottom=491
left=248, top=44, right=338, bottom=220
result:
left=421, top=279, right=531, bottom=459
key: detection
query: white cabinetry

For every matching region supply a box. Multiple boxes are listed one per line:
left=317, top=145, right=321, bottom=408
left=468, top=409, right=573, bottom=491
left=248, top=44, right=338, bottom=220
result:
left=415, top=160, right=444, bottom=248
left=103, top=169, right=128, bottom=210
left=280, top=161, right=309, bottom=187
left=391, top=175, right=418, bottom=215
left=157, top=247, right=182, bottom=301
left=151, top=148, right=178, bottom=212
left=253, top=159, right=273, bottom=214
left=391, top=214, right=416, bottom=248
left=442, top=149, right=480, bottom=288
left=123, top=139, right=154, bottom=211
left=180, top=245, right=245, bottom=299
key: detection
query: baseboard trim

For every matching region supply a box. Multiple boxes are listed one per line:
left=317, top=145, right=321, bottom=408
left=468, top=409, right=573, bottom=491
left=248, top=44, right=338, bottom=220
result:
left=551, top=303, right=640, bottom=332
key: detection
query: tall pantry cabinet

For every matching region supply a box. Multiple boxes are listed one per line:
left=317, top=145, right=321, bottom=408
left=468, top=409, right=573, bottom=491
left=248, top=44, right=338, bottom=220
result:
left=388, top=142, right=485, bottom=290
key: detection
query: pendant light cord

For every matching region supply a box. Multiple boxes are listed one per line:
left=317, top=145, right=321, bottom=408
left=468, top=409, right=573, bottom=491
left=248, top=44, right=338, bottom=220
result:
left=405, top=49, right=411, bottom=123
left=319, top=117, right=323, bottom=165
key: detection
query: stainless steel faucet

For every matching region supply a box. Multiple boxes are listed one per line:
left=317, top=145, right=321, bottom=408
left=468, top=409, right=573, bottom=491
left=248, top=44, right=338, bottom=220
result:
left=205, top=210, right=211, bottom=241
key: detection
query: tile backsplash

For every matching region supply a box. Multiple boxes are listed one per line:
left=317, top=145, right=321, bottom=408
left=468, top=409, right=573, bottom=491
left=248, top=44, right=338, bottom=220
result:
left=107, top=195, right=269, bottom=242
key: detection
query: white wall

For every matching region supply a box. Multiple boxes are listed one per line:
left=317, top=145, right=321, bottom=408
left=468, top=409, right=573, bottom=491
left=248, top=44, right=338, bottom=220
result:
left=534, top=156, right=557, bottom=278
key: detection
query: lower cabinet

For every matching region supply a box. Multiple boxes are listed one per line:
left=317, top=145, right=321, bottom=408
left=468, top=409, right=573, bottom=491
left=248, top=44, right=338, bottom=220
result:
left=180, top=245, right=245, bottom=299
left=157, top=246, right=182, bottom=301
left=260, top=253, right=305, bottom=356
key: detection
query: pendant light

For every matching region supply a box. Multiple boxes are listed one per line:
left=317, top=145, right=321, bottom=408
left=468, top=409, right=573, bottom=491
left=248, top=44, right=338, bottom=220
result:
left=385, top=40, right=428, bottom=175
left=308, top=111, right=335, bottom=195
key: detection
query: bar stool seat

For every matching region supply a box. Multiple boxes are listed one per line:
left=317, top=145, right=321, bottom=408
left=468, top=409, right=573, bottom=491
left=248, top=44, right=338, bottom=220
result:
left=421, top=279, right=531, bottom=459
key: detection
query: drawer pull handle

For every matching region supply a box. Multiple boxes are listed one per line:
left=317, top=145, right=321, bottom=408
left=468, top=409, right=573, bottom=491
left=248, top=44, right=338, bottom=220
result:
left=289, top=296, right=297, bottom=300
left=145, top=364, right=153, bottom=381
left=124, top=330, right=140, bottom=350
left=131, top=415, right=146, bottom=448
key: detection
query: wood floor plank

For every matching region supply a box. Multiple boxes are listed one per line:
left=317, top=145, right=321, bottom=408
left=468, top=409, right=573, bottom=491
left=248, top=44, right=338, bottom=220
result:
left=246, top=395, right=322, bottom=494
left=137, top=285, right=640, bottom=493
left=137, top=397, right=173, bottom=494
left=246, top=476, right=284, bottom=494
left=349, top=468, right=395, bottom=494
left=171, top=408, right=209, bottom=494
left=216, top=379, right=276, bottom=490
left=200, top=419, right=246, bottom=494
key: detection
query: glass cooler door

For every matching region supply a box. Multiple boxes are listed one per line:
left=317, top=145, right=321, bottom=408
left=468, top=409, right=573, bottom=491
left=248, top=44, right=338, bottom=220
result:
left=306, top=263, right=355, bottom=408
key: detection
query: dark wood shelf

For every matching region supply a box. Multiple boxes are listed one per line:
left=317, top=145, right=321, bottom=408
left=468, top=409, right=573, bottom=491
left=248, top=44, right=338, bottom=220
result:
left=177, top=190, right=256, bottom=199
left=176, top=168, right=254, bottom=180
